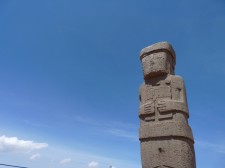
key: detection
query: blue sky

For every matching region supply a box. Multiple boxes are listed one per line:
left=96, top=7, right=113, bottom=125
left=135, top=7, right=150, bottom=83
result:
left=0, top=0, right=225, bottom=168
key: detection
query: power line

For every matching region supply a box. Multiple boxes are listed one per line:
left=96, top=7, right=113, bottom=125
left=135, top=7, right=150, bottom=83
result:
left=0, top=164, right=28, bottom=168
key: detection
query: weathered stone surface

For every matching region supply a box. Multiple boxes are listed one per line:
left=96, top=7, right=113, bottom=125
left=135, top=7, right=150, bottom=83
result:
left=139, top=42, right=196, bottom=168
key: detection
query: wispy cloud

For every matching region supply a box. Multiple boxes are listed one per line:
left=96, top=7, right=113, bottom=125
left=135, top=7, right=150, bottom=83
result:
left=109, top=121, right=138, bottom=130
left=106, top=128, right=138, bottom=141
left=73, top=115, right=137, bottom=129
left=23, top=120, right=52, bottom=129
left=88, top=161, right=99, bottom=168
left=60, top=158, right=72, bottom=164
left=72, top=115, right=138, bottom=141
left=0, top=135, right=48, bottom=153
left=109, top=166, right=116, bottom=168
left=72, top=116, right=98, bottom=125
left=14, top=144, right=140, bottom=168
left=29, top=153, right=41, bottom=160
left=196, top=140, right=225, bottom=154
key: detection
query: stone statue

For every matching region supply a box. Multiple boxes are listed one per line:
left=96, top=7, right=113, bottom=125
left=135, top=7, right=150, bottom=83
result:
left=139, top=42, right=196, bottom=168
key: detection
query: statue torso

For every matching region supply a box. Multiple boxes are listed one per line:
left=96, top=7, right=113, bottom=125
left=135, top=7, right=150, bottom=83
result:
left=140, top=76, right=173, bottom=122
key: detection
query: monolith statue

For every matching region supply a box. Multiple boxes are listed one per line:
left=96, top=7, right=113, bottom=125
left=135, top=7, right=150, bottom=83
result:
left=138, top=42, right=196, bottom=168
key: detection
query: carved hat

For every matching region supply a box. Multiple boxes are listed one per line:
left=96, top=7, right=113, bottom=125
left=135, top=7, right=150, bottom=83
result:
left=140, top=41, right=176, bottom=64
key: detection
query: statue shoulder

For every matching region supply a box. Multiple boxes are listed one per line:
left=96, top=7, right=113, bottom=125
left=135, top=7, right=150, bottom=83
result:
left=171, top=75, right=185, bottom=88
left=139, top=82, right=145, bottom=93
left=171, top=75, right=184, bottom=82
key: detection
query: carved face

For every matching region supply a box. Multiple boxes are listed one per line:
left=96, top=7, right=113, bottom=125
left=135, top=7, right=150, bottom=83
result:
left=141, top=52, right=174, bottom=79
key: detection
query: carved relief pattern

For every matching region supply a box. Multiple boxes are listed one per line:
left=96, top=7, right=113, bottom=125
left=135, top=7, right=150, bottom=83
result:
left=140, top=81, right=174, bottom=122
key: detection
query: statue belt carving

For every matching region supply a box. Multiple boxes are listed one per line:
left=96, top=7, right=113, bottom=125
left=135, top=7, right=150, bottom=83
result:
left=139, top=121, right=194, bottom=142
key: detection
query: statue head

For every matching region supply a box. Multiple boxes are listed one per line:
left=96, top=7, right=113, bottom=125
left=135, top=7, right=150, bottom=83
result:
left=140, top=42, right=176, bottom=79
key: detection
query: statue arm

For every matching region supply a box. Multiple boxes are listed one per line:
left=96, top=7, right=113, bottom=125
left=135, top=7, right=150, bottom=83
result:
left=157, top=100, right=188, bottom=114
left=157, top=76, right=189, bottom=117
left=138, top=84, right=155, bottom=117
left=139, top=101, right=155, bottom=117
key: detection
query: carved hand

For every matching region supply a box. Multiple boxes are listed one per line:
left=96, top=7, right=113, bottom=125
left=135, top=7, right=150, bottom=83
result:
left=144, top=102, right=155, bottom=114
left=157, top=100, right=188, bottom=115
left=157, top=100, right=171, bottom=112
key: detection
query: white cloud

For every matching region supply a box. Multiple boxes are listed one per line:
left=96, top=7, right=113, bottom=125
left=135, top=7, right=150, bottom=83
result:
left=0, top=135, right=48, bottom=153
left=60, top=158, right=72, bottom=164
left=30, top=153, right=41, bottom=160
left=88, top=161, right=99, bottom=168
